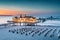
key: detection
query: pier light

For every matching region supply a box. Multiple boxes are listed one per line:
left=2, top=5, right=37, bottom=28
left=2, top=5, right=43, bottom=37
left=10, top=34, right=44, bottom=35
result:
left=9, top=15, right=38, bottom=26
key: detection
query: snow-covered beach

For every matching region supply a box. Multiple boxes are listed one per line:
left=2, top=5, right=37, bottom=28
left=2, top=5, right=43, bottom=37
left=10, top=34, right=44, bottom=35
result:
left=0, top=16, right=60, bottom=40
left=0, top=25, right=60, bottom=40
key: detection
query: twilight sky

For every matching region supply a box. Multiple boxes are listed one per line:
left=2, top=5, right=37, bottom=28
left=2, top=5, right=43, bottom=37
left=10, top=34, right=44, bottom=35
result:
left=0, top=0, right=60, bottom=17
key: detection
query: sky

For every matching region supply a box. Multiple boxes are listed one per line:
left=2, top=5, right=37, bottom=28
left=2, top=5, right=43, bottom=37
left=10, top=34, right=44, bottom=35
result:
left=0, top=0, right=60, bottom=17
